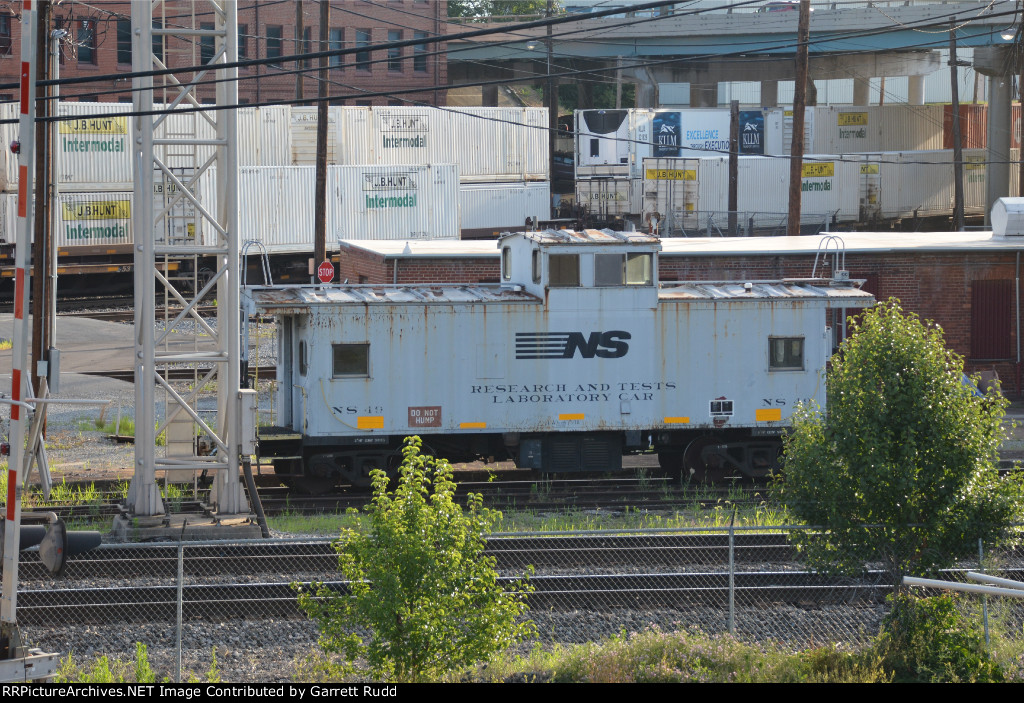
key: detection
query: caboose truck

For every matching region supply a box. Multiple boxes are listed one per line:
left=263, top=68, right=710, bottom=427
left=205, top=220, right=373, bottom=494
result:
left=244, top=229, right=874, bottom=492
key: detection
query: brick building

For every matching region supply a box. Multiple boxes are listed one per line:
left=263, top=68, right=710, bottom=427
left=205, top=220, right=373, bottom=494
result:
left=336, top=231, right=1024, bottom=393
left=0, top=1, right=447, bottom=106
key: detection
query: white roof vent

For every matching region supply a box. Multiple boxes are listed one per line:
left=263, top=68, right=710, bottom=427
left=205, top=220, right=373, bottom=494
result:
left=991, top=198, right=1024, bottom=236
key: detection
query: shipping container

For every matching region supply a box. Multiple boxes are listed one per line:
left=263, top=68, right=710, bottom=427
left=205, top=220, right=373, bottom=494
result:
left=575, top=177, right=642, bottom=223
left=811, top=105, right=945, bottom=154
left=55, top=191, right=134, bottom=248
left=199, top=164, right=461, bottom=252
left=5, top=103, right=551, bottom=192
left=289, top=107, right=339, bottom=165
left=576, top=108, right=792, bottom=181
left=941, top=104, right=1023, bottom=150
left=870, top=148, right=988, bottom=220
left=640, top=155, right=860, bottom=236
left=459, top=181, right=552, bottom=238
left=1, top=191, right=135, bottom=248
left=336, top=107, right=549, bottom=182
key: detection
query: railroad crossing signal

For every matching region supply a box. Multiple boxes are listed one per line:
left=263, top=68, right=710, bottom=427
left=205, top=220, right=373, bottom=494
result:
left=317, top=260, right=334, bottom=284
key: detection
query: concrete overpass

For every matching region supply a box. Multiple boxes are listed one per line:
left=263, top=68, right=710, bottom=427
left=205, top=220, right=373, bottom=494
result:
left=448, top=0, right=1020, bottom=107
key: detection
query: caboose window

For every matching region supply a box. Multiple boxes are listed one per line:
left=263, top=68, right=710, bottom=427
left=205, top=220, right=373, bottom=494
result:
left=333, top=344, right=370, bottom=377
left=502, top=247, right=511, bottom=281
left=548, top=254, right=580, bottom=287
left=595, top=254, right=623, bottom=286
left=532, top=250, right=541, bottom=284
left=769, top=337, right=804, bottom=370
left=625, top=253, right=653, bottom=285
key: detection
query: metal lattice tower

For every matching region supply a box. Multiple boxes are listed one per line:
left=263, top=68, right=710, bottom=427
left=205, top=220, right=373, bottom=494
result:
left=129, top=1, right=246, bottom=516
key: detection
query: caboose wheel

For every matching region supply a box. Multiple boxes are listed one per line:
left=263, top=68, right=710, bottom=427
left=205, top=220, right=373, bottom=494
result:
left=295, top=454, right=341, bottom=494
left=683, top=437, right=728, bottom=483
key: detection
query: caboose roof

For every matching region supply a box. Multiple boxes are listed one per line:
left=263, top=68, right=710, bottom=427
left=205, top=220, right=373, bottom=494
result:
left=246, top=279, right=871, bottom=313
left=500, top=229, right=661, bottom=248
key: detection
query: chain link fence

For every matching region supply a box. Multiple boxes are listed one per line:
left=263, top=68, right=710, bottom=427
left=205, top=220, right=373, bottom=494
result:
left=9, top=525, right=1024, bottom=681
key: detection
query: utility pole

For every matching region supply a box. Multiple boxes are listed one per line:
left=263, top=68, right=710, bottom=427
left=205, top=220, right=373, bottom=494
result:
left=314, top=0, right=328, bottom=266
left=295, top=0, right=304, bottom=102
left=950, top=22, right=965, bottom=231
left=787, top=0, right=810, bottom=236
left=546, top=0, right=556, bottom=169
left=729, top=100, right=738, bottom=236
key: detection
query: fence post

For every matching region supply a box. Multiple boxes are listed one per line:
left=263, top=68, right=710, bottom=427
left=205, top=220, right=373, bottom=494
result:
left=177, top=540, right=184, bottom=682
left=728, top=509, right=736, bottom=636
left=979, top=538, right=990, bottom=647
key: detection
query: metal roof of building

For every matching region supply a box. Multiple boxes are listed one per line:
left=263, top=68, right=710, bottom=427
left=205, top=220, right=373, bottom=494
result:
left=339, top=231, right=1024, bottom=259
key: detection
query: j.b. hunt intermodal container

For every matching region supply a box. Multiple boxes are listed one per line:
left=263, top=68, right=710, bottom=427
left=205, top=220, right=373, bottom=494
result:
left=0, top=103, right=550, bottom=191
left=197, top=164, right=461, bottom=251
left=1, top=191, right=134, bottom=248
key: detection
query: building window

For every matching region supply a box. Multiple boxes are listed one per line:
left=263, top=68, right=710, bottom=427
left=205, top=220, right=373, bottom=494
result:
left=549, top=254, right=580, bottom=288
left=116, top=20, right=131, bottom=64
left=78, top=19, right=97, bottom=65
left=152, top=20, right=164, bottom=64
left=267, top=25, right=283, bottom=67
left=413, top=31, right=428, bottom=72
left=200, top=22, right=215, bottom=64
left=769, top=337, right=805, bottom=371
left=355, top=29, right=371, bottom=71
left=300, top=27, right=312, bottom=68
left=0, top=15, right=10, bottom=57
left=238, top=24, right=248, bottom=59
left=333, top=344, right=370, bottom=377
left=388, top=30, right=402, bottom=71
left=329, top=28, right=343, bottom=68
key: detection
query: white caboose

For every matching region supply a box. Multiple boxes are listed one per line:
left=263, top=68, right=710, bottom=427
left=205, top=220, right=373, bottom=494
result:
left=246, top=229, right=873, bottom=489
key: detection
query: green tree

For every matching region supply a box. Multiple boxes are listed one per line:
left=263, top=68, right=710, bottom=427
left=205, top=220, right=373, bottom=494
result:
left=297, top=437, right=536, bottom=682
left=776, top=299, right=1022, bottom=587
left=449, top=1, right=559, bottom=21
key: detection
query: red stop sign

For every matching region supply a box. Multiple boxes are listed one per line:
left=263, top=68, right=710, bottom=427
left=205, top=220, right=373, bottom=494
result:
left=317, top=260, right=334, bottom=283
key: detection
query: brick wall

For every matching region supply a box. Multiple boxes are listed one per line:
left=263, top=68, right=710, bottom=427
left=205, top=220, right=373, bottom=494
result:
left=0, top=1, right=446, bottom=106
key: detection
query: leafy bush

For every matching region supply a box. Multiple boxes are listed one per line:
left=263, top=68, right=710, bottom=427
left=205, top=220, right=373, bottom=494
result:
left=875, top=593, right=1004, bottom=682
left=298, top=437, right=536, bottom=682
left=777, top=299, right=1023, bottom=585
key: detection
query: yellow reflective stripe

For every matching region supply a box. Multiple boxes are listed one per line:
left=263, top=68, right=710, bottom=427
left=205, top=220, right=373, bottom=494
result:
left=357, top=416, right=384, bottom=429
left=756, top=408, right=782, bottom=422
left=559, top=413, right=584, bottom=421
left=663, top=417, right=690, bottom=424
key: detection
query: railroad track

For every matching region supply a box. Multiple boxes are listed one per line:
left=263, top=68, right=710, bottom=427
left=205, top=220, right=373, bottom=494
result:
left=59, top=305, right=218, bottom=324
left=11, top=535, right=1022, bottom=624
left=12, top=571, right=895, bottom=625
left=3, top=534, right=859, bottom=624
